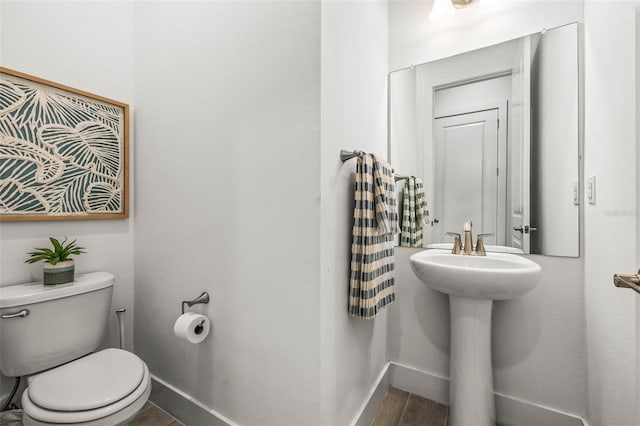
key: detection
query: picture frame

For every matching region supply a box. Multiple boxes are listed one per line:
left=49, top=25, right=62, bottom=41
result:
left=0, top=67, right=129, bottom=221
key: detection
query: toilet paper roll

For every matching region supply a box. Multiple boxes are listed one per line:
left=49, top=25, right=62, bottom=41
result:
left=173, top=312, right=210, bottom=344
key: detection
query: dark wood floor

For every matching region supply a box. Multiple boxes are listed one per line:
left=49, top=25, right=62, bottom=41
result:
left=130, top=401, right=184, bottom=426
left=132, top=388, right=444, bottom=426
left=372, top=388, right=448, bottom=426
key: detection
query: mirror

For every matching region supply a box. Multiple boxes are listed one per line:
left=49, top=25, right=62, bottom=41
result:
left=390, top=23, right=580, bottom=257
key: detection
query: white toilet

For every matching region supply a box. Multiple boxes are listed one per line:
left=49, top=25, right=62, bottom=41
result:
left=0, top=272, right=151, bottom=426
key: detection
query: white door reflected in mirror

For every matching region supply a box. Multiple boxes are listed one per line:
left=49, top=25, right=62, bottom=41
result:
left=434, top=109, right=504, bottom=246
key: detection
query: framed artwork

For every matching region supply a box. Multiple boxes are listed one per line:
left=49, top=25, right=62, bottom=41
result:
left=0, top=67, right=129, bottom=221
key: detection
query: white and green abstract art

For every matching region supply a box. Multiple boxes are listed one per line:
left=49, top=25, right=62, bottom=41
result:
left=0, top=68, right=129, bottom=221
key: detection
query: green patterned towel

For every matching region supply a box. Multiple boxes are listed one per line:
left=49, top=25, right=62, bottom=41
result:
left=349, top=153, right=398, bottom=319
left=400, top=177, right=428, bottom=248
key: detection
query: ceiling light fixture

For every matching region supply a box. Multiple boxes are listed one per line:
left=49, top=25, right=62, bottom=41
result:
left=451, top=0, right=475, bottom=8
left=428, top=0, right=455, bottom=22
left=429, top=0, right=476, bottom=22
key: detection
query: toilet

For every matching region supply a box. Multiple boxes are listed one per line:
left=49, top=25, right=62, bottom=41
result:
left=0, top=272, right=151, bottom=426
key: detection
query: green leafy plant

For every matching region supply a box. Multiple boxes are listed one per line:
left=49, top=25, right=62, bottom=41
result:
left=25, top=237, right=86, bottom=265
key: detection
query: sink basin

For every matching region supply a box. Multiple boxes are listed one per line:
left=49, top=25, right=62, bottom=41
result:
left=410, top=249, right=541, bottom=300
left=409, top=249, right=542, bottom=426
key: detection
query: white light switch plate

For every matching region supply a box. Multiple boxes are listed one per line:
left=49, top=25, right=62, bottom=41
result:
left=588, top=176, right=596, bottom=205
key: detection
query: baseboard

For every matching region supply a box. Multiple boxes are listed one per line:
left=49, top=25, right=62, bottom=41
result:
left=382, top=362, right=587, bottom=426
left=388, top=362, right=449, bottom=405
left=153, top=365, right=586, bottom=426
left=153, top=370, right=390, bottom=426
left=494, top=391, right=586, bottom=426
left=350, top=363, right=392, bottom=426
left=150, top=375, right=238, bottom=426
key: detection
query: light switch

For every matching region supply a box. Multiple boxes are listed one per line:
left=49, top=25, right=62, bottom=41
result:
left=588, top=176, right=596, bottom=205
left=573, top=181, right=579, bottom=205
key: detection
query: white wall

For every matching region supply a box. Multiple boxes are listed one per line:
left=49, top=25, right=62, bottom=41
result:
left=0, top=0, right=135, bottom=405
left=584, top=3, right=638, bottom=425
left=133, top=2, right=322, bottom=425
left=320, top=1, right=389, bottom=425
left=388, top=0, right=588, bottom=417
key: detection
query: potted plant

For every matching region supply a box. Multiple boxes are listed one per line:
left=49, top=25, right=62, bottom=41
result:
left=25, top=237, right=86, bottom=285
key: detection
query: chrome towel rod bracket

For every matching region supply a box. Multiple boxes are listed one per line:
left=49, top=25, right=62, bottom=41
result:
left=340, top=149, right=364, bottom=162
left=340, top=149, right=409, bottom=180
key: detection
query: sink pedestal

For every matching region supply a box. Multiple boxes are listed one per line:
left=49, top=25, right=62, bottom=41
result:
left=449, top=296, right=495, bottom=426
left=409, top=249, right=542, bottom=426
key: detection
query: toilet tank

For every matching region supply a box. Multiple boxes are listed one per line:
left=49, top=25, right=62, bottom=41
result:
left=0, top=272, right=114, bottom=377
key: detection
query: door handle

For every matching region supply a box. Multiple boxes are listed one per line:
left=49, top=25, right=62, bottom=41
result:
left=513, top=226, right=538, bottom=234
left=1, top=309, right=29, bottom=319
left=613, top=270, right=640, bottom=294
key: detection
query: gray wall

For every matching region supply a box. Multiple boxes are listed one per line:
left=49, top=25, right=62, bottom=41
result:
left=133, top=2, right=322, bottom=425
left=320, top=1, right=390, bottom=425
left=584, top=3, right=638, bottom=426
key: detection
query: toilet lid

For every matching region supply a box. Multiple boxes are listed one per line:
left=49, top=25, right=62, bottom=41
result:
left=28, top=348, right=145, bottom=411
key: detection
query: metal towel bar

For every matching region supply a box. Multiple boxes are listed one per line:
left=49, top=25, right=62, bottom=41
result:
left=340, top=149, right=409, bottom=181
left=340, top=149, right=364, bottom=162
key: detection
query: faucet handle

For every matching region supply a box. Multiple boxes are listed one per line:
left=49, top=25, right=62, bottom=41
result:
left=477, top=232, right=495, bottom=238
left=446, top=232, right=462, bottom=254
left=474, top=233, right=494, bottom=256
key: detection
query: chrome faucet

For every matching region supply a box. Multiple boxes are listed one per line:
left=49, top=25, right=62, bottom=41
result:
left=474, top=233, right=494, bottom=256
left=462, top=220, right=473, bottom=255
left=446, top=220, right=494, bottom=256
left=446, top=232, right=462, bottom=254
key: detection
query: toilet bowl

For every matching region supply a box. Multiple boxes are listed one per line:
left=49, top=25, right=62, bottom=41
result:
left=0, top=272, right=151, bottom=425
left=22, top=348, right=151, bottom=426
left=21, top=349, right=151, bottom=426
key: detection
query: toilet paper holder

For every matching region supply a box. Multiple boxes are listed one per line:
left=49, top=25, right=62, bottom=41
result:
left=181, top=291, right=210, bottom=315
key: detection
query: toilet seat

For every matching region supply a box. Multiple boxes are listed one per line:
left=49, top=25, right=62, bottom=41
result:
left=22, top=349, right=151, bottom=424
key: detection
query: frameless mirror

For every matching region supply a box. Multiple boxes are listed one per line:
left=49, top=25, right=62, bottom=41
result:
left=390, top=23, right=580, bottom=257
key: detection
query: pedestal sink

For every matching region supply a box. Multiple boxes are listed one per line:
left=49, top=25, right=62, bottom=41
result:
left=409, top=249, right=542, bottom=426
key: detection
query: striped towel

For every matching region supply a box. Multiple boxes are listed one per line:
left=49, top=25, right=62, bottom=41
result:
left=400, top=177, right=429, bottom=248
left=349, top=153, right=399, bottom=319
